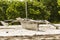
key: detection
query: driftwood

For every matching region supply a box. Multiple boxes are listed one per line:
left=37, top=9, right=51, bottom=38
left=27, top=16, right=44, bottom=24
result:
left=16, top=17, right=56, bottom=31
left=0, top=21, right=9, bottom=26
left=0, top=17, right=57, bottom=30
left=0, top=17, right=59, bottom=40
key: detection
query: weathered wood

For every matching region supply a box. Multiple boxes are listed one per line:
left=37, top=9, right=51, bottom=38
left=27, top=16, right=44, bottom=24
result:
left=0, top=18, right=60, bottom=40
left=0, top=21, right=9, bottom=26
left=0, top=34, right=60, bottom=40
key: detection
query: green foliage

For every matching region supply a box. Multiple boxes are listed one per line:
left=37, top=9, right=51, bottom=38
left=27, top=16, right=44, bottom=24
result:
left=0, top=1, right=9, bottom=20
left=0, top=0, right=59, bottom=23
left=6, top=1, right=19, bottom=19
left=28, top=1, right=50, bottom=20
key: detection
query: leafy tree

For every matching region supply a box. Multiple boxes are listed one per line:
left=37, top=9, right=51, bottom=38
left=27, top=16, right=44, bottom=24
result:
left=41, top=0, right=58, bottom=23
left=0, top=1, right=9, bottom=20
left=28, top=0, right=50, bottom=20
left=0, top=0, right=59, bottom=23
left=6, top=1, right=26, bottom=20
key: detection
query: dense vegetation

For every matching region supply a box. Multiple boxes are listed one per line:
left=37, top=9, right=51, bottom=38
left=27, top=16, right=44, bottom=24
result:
left=0, top=0, right=60, bottom=23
